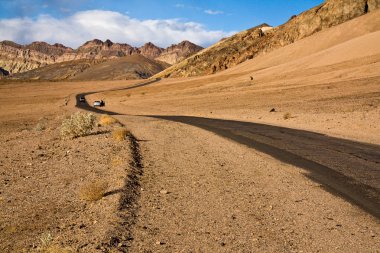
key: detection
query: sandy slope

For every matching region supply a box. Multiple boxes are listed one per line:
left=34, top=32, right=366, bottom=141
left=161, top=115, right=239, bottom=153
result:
left=97, top=9, right=380, bottom=145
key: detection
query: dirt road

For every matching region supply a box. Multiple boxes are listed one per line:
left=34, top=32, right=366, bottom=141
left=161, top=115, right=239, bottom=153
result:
left=116, top=115, right=380, bottom=252
left=76, top=89, right=380, bottom=220
left=74, top=82, right=380, bottom=252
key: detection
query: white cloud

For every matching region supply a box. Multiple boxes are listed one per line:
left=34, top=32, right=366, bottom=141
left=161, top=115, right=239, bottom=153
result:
left=204, top=9, right=224, bottom=15
left=0, top=10, right=234, bottom=48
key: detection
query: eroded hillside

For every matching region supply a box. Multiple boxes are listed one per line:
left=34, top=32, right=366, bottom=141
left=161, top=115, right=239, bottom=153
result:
left=156, top=0, right=380, bottom=78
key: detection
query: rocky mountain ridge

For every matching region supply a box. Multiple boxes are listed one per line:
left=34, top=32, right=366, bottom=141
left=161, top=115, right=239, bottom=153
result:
left=156, top=0, right=380, bottom=78
left=0, top=39, right=202, bottom=74
left=156, top=41, right=204, bottom=65
left=11, top=54, right=170, bottom=81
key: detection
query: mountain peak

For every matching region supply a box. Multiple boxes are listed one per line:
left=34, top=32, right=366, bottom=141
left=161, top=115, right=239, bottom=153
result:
left=155, top=41, right=203, bottom=65
left=26, top=41, right=73, bottom=55
left=83, top=39, right=104, bottom=46
left=104, top=39, right=113, bottom=47
left=139, top=42, right=163, bottom=59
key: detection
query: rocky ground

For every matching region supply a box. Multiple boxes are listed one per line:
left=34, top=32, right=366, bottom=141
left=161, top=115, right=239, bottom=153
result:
left=0, top=113, right=136, bottom=252
left=116, top=115, right=380, bottom=252
left=0, top=80, right=142, bottom=252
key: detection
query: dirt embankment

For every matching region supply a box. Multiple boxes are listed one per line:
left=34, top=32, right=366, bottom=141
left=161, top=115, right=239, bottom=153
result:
left=0, top=114, right=144, bottom=252
left=0, top=80, right=144, bottom=252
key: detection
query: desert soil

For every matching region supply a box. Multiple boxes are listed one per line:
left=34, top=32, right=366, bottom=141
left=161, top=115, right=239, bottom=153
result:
left=1, top=9, right=380, bottom=253
left=116, top=115, right=379, bottom=252
left=0, top=80, right=140, bottom=252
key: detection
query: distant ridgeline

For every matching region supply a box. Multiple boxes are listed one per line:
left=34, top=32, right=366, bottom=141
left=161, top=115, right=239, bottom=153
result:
left=0, top=39, right=203, bottom=80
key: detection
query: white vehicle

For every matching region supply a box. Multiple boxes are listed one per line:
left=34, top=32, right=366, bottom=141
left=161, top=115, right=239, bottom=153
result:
left=93, top=100, right=105, bottom=107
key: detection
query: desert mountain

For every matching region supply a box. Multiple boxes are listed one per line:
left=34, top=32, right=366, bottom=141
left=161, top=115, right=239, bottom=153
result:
left=11, top=54, right=170, bottom=81
left=139, top=42, right=164, bottom=59
left=0, top=39, right=202, bottom=75
left=156, top=40, right=204, bottom=65
left=156, top=0, right=380, bottom=78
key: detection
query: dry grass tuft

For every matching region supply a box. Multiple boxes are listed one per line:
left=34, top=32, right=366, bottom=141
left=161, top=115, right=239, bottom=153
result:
left=112, top=127, right=129, bottom=141
left=60, top=112, right=95, bottom=139
left=79, top=181, right=108, bottom=201
left=283, top=112, right=292, bottom=120
left=40, top=233, right=53, bottom=247
left=98, top=114, right=119, bottom=126
left=35, top=117, right=48, bottom=131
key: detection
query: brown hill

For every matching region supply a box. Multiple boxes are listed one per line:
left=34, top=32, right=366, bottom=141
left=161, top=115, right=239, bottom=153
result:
left=155, top=0, right=380, bottom=78
left=156, top=40, right=204, bottom=65
left=26, top=41, right=74, bottom=55
left=71, top=54, right=170, bottom=80
left=76, top=39, right=138, bottom=58
left=139, top=42, right=164, bottom=59
left=11, top=54, right=169, bottom=81
left=0, top=39, right=202, bottom=76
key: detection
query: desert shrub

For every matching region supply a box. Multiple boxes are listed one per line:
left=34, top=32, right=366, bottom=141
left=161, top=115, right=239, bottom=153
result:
left=35, top=118, right=48, bottom=131
left=283, top=112, right=292, bottom=120
left=112, top=127, right=129, bottom=141
left=60, top=112, right=95, bottom=139
left=40, top=233, right=53, bottom=248
left=35, top=122, right=47, bottom=131
left=79, top=181, right=108, bottom=201
left=98, top=114, right=118, bottom=126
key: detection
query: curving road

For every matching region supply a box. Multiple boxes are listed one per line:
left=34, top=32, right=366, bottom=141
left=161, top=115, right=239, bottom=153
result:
left=75, top=78, right=161, bottom=115
left=76, top=81, right=380, bottom=219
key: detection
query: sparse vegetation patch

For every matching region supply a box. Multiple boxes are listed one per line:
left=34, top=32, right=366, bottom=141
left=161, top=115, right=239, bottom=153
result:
left=79, top=181, right=109, bottom=201
left=283, top=112, right=292, bottom=120
left=112, top=127, right=129, bottom=141
left=98, top=114, right=119, bottom=126
left=35, top=117, right=48, bottom=131
left=60, top=112, right=95, bottom=139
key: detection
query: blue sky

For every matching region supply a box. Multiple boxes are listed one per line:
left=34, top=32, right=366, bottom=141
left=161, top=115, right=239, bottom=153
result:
left=0, top=0, right=324, bottom=48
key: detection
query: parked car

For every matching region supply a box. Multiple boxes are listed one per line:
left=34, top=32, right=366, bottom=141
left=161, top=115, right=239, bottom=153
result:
left=79, top=96, right=86, bottom=102
left=93, top=100, right=105, bottom=107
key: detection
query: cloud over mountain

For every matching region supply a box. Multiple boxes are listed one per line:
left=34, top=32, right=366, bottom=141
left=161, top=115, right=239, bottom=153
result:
left=0, top=10, right=234, bottom=48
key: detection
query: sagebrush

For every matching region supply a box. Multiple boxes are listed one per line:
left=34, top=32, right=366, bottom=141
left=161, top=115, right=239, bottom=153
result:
left=60, top=112, right=96, bottom=139
left=112, top=127, right=129, bottom=141
left=35, top=117, right=49, bottom=131
left=79, top=181, right=108, bottom=201
left=98, top=114, right=118, bottom=126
